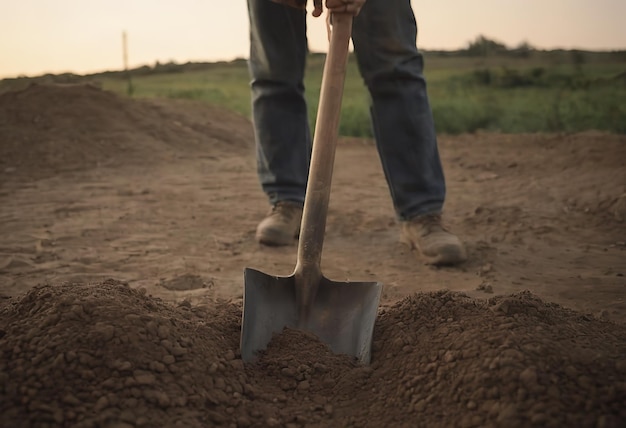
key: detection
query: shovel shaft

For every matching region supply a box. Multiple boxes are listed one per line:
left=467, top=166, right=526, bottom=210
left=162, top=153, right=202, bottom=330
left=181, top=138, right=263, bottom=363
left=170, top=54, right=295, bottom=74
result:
left=294, top=13, right=353, bottom=319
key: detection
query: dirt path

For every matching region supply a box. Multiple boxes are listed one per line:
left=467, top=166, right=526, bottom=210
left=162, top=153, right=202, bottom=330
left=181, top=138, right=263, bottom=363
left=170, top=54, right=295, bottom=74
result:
left=1, top=85, right=624, bottom=320
left=1, top=84, right=624, bottom=427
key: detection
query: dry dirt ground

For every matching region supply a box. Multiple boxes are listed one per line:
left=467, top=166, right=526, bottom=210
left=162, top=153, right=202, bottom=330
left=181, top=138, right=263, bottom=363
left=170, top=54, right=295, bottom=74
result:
left=0, top=84, right=625, bottom=427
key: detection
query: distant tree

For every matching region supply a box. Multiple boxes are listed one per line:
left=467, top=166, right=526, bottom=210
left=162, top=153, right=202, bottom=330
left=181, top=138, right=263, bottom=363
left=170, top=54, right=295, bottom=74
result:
left=465, top=35, right=508, bottom=57
left=512, top=40, right=535, bottom=58
left=516, top=40, right=534, bottom=51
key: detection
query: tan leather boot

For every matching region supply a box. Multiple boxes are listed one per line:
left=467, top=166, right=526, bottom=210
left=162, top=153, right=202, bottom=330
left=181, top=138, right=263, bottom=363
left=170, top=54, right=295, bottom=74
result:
left=256, top=201, right=303, bottom=246
left=401, top=214, right=467, bottom=265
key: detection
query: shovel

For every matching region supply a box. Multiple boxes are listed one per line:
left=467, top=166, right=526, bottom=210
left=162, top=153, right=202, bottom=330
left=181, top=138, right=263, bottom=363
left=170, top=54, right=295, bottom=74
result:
left=241, top=13, right=382, bottom=364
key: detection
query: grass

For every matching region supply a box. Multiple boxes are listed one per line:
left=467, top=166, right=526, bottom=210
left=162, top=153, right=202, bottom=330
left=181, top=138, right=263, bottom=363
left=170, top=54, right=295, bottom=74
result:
left=10, top=50, right=624, bottom=136
left=101, top=61, right=254, bottom=118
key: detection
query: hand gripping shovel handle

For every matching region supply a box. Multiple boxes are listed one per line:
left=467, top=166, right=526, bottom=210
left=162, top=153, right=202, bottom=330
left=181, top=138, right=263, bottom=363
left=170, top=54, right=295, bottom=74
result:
left=294, top=13, right=353, bottom=323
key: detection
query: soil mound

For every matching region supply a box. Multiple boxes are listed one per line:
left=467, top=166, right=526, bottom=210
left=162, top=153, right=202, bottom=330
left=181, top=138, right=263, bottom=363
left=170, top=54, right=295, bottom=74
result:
left=0, top=83, right=253, bottom=179
left=360, top=291, right=626, bottom=427
left=1, top=281, right=624, bottom=427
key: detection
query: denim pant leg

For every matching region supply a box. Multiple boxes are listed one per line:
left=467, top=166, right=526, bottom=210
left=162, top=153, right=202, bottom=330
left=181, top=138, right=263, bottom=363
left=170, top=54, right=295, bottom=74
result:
left=247, top=0, right=311, bottom=206
left=352, top=0, right=446, bottom=220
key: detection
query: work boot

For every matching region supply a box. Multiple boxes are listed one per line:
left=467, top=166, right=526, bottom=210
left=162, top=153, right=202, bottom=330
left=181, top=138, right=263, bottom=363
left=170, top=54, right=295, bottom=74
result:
left=256, top=201, right=303, bottom=246
left=401, top=214, right=467, bottom=266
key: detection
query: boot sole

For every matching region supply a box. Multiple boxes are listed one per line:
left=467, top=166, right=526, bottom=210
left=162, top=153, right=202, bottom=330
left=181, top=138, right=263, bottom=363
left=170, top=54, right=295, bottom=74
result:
left=401, top=234, right=467, bottom=266
left=256, top=228, right=299, bottom=247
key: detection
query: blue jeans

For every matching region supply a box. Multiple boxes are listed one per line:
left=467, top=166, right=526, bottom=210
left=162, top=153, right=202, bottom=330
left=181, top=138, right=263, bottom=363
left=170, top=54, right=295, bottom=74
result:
left=247, top=0, right=445, bottom=220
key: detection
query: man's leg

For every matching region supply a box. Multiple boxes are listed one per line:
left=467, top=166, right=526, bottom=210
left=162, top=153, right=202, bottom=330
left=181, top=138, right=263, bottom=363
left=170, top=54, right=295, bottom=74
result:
left=247, top=0, right=309, bottom=245
left=352, top=0, right=466, bottom=264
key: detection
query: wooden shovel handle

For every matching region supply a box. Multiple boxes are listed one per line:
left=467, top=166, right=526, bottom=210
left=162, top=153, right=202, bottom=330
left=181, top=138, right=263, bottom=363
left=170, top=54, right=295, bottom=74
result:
left=294, top=14, right=353, bottom=300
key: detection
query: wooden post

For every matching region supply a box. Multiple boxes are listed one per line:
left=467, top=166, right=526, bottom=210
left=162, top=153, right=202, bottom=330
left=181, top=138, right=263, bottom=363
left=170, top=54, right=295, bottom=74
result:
left=122, top=31, right=134, bottom=96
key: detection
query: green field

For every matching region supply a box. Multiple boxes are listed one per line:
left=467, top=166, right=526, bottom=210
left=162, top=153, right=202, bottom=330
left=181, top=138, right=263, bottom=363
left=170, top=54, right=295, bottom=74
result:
left=5, top=48, right=626, bottom=136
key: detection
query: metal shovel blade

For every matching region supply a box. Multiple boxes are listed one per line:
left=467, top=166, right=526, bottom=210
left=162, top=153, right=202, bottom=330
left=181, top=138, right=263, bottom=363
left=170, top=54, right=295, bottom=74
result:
left=241, top=14, right=381, bottom=365
left=241, top=267, right=382, bottom=364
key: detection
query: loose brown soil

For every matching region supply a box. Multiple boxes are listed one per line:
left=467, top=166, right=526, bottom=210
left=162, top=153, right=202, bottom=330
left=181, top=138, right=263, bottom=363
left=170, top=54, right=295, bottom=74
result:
left=1, top=83, right=625, bottom=427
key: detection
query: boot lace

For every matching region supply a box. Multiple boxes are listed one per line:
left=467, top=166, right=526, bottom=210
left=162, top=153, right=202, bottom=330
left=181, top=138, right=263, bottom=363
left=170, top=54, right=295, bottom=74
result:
left=415, top=214, right=447, bottom=235
left=271, top=202, right=301, bottom=221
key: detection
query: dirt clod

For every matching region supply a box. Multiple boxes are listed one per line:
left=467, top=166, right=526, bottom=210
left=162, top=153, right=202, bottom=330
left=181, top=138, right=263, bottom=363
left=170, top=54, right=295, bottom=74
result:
left=1, top=281, right=624, bottom=427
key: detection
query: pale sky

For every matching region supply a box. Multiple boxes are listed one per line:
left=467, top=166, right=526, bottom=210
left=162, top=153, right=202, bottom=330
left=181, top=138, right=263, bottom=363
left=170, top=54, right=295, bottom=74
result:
left=1, top=0, right=625, bottom=78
